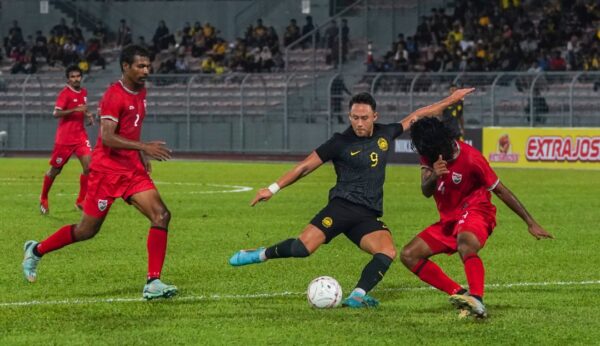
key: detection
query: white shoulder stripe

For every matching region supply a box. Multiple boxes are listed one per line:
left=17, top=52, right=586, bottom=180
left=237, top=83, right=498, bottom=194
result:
left=487, top=179, right=500, bottom=191
left=100, top=115, right=119, bottom=123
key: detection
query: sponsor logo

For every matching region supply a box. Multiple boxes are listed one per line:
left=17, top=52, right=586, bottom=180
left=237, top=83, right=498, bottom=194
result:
left=350, top=150, right=361, bottom=156
left=377, top=138, right=388, bottom=151
left=321, top=217, right=333, bottom=228
left=56, top=157, right=63, bottom=164
left=97, top=199, right=108, bottom=212
left=452, top=172, right=462, bottom=184
left=129, top=105, right=135, bottom=110
left=489, top=134, right=519, bottom=162
left=525, top=136, right=600, bottom=162
left=73, top=98, right=78, bottom=102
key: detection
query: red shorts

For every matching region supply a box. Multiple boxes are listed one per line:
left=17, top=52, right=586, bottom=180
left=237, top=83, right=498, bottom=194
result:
left=418, top=210, right=496, bottom=254
left=83, top=169, right=156, bottom=218
left=49, top=141, right=92, bottom=168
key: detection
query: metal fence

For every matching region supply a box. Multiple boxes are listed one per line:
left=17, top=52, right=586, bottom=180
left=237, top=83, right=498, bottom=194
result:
left=1, top=71, right=599, bottom=152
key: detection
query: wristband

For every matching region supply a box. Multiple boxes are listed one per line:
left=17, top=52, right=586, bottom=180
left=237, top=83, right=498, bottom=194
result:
left=268, top=183, right=280, bottom=194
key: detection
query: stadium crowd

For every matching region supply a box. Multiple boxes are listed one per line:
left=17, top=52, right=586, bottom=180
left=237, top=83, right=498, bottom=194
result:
left=367, top=0, right=600, bottom=73
left=2, top=19, right=107, bottom=74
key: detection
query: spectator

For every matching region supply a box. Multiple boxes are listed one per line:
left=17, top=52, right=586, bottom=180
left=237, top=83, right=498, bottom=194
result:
left=549, top=50, right=567, bottom=70
left=153, top=20, right=171, bottom=51
left=301, top=15, right=318, bottom=48
left=175, top=54, right=189, bottom=73
left=32, top=31, right=48, bottom=60
left=117, top=19, right=132, bottom=47
left=259, top=46, right=273, bottom=72
left=283, top=19, right=301, bottom=47
left=341, top=18, right=350, bottom=62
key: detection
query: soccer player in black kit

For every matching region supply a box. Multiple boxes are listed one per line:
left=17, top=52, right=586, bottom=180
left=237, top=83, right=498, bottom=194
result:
left=229, top=89, right=474, bottom=308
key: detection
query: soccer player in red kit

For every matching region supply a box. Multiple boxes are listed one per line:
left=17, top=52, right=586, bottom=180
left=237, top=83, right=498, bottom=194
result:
left=23, top=45, right=177, bottom=300
left=400, top=117, right=553, bottom=318
left=40, top=65, right=94, bottom=214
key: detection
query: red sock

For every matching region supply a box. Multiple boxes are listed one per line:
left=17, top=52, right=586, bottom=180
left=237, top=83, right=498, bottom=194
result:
left=411, top=259, right=463, bottom=295
left=76, top=174, right=88, bottom=204
left=147, top=227, right=168, bottom=280
left=463, top=254, right=485, bottom=297
left=41, top=174, right=54, bottom=200
left=37, top=224, right=76, bottom=255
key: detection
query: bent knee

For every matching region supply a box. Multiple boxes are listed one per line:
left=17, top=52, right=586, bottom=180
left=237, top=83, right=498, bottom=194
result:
left=379, top=247, right=397, bottom=260
left=457, top=243, right=479, bottom=257
left=151, top=208, right=171, bottom=228
left=400, top=245, right=421, bottom=266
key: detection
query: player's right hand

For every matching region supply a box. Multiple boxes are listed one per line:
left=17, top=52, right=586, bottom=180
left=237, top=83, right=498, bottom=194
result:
left=74, top=105, right=88, bottom=113
left=433, top=155, right=449, bottom=177
left=250, top=188, right=273, bottom=206
left=142, top=141, right=172, bottom=161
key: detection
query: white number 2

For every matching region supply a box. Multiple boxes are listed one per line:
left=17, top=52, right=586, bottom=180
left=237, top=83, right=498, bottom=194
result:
left=134, top=114, right=140, bottom=127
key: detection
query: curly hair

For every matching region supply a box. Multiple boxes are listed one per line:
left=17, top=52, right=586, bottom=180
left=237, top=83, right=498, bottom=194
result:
left=410, top=117, right=455, bottom=164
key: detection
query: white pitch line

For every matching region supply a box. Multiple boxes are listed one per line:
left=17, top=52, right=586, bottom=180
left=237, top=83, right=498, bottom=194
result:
left=1, top=280, right=599, bottom=308
left=6, top=183, right=253, bottom=198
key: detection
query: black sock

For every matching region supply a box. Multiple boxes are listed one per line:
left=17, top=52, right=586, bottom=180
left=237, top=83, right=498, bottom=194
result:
left=471, top=294, right=483, bottom=303
left=356, top=253, right=393, bottom=293
left=457, top=288, right=467, bottom=295
left=32, top=244, right=43, bottom=258
left=264, top=238, right=309, bottom=259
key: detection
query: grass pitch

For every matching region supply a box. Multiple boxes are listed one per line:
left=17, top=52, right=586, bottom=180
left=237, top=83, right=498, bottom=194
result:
left=1, top=158, right=599, bottom=345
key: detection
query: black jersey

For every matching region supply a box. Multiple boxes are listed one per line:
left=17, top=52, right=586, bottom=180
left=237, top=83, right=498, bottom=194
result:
left=315, top=123, right=403, bottom=216
left=441, top=100, right=463, bottom=139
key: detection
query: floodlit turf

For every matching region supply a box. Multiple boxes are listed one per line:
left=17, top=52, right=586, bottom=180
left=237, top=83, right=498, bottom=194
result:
left=1, top=157, right=599, bottom=344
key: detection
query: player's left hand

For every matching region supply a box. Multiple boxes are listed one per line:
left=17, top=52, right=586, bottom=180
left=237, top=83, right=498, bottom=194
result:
left=250, top=188, right=273, bottom=206
left=450, top=88, right=475, bottom=102
left=85, top=112, right=95, bottom=126
left=528, top=222, right=554, bottom=240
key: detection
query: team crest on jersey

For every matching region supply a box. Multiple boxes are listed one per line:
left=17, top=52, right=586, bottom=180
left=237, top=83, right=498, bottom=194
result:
left=97, top=199, right=108, bottom=211
left=128, top=105, right=135, bottom=110
left=56, top=157, right=63, bottom=164
left=73, top=99, right=78, bottom=102
left=377, top=138, right=388, bottom=151
left=452, top=172, right=462, bottom=184
left=322, top=217, right=333, bottom=228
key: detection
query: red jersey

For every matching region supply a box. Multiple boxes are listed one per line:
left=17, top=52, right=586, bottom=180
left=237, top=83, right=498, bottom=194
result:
left=90, top=80, right=147, bottom=174
left=53, top=85, right=88, bottom=145
left=421, top=141, right=499, bottom=221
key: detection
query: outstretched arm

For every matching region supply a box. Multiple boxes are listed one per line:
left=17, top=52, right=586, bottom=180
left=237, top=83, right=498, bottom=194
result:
left=493, top=182, right=554, bottom=240
left=399, top=88, right=475, bottom=131
left=250, top=151, right=324, bottom=206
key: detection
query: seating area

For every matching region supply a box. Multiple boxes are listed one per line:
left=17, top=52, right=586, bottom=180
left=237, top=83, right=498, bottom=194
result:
left=0, top=73, right=315, bottom=117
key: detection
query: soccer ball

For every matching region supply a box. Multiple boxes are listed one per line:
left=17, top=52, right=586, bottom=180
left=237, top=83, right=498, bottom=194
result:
left=307, top=276, right=342, bottom=308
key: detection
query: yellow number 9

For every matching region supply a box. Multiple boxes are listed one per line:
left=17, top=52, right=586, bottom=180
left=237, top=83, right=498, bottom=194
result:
left=370, top=152, right=379, bottom=167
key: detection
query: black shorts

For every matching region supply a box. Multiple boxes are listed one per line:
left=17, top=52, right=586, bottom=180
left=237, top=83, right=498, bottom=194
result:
left=309, top=198, right=391, bottom=247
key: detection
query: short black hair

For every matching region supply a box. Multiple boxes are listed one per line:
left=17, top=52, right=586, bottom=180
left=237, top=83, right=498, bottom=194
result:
left=349, top=92, right=376, bottom=111
left=410, top=117, right=454, bottom=164
left=65, top=65, right=82, bottom=78
left=119, top=44, right=151, bottom=71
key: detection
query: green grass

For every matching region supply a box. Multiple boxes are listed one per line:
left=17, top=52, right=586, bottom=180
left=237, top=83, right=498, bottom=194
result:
left=1, top=158, right=599, bottom=345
